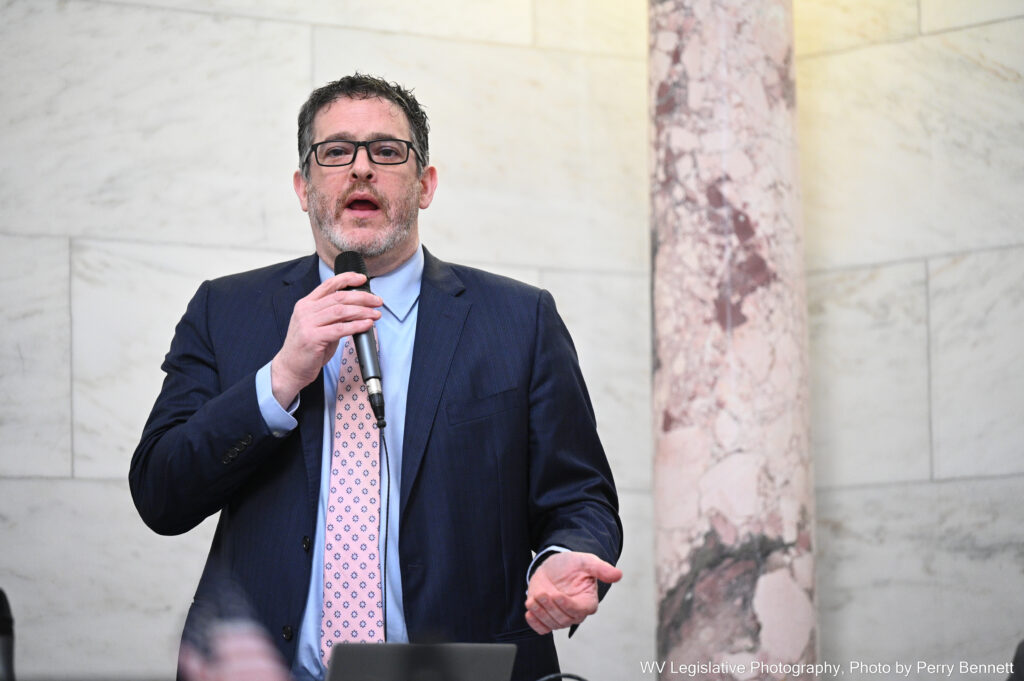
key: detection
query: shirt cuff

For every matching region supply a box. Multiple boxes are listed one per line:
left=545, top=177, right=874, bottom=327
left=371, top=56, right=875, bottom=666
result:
left=256, top=362, right=299, bottom=437
left=525, top=545, right=570, bottom=588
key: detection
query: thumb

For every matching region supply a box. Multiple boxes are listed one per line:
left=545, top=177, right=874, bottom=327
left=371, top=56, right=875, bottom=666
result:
left=582, top=554, right=623, bottom=584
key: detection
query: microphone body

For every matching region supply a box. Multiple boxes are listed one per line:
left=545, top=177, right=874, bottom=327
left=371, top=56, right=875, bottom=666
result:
left=334, top=251, right=386, bottom=428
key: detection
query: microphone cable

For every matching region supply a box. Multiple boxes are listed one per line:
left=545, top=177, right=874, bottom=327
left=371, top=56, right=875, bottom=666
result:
left=378, top=426, right=391, bottom=641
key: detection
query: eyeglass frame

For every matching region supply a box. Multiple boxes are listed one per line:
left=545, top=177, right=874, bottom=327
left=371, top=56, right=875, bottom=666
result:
left=303, top=138, right=417, bottom=168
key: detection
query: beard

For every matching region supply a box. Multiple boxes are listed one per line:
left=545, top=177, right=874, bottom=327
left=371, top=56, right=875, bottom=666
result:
left=307, top=178, right=420, bottom=258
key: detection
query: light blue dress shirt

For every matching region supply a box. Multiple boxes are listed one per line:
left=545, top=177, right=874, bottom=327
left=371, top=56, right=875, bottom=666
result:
left=255, top=246, right=423, bottom=681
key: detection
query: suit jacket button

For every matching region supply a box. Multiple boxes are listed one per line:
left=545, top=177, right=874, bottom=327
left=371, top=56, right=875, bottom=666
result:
left=282, top=625, right=294, bottom=641
left=302, top=536, right=311, bottom=552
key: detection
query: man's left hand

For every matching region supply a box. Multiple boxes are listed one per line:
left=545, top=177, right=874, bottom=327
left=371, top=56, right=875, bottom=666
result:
left=524, top=551, right=622, bottom=635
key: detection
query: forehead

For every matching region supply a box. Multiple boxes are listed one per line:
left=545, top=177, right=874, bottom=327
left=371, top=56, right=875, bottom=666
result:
left=312, top=96, right=411, bottom=140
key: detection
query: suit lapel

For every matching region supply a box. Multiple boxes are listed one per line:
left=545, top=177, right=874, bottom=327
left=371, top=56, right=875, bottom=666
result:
left=271, top=254, right=325, bottom=508
left=271, top=254, right=320, bottom=343
left=401, top=249, right=470, bottom=518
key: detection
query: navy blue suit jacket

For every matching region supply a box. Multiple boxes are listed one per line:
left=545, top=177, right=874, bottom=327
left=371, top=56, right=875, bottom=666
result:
left=130, top=248, right=622, bottom=681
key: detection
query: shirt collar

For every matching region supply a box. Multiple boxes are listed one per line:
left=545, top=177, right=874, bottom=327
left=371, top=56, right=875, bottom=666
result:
left=317, top=244, right=423, bottom=323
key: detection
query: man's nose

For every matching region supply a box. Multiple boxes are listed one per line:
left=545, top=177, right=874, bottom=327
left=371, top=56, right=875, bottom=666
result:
left=349, top=145, right=375, bottom=179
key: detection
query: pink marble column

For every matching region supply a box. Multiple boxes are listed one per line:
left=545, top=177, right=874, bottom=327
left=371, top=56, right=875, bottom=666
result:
left=650, top=1, right=815, bottom=678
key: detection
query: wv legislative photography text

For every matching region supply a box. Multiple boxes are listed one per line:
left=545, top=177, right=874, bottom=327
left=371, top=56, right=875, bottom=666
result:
left=639, top=659, right=1016, bottom=677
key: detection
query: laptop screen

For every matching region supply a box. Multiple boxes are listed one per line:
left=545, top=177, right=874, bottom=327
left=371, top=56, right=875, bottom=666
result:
left=327, top=642, right=517, bottom=681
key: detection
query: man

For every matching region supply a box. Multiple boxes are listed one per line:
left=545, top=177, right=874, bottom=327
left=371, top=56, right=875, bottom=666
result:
left=130, top=74, right=622, bottom=681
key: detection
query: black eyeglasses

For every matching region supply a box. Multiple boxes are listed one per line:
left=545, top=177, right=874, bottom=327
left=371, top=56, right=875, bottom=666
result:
left=305, top=139, right=415, bottom=167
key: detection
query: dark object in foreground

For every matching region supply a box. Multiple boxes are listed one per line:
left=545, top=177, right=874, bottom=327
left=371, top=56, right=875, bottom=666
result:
left=327, top=642, right=516, bottom=681
left=0, top=588, right=14, bottom=681
left=1009, top=639, right=1024, bottom=681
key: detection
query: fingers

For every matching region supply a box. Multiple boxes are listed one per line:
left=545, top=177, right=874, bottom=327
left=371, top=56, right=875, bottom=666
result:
left=531, top=593, right=591, bottom=627
left=525, top=609, right=551, bottom=635
left=525, top=596, right=588, bottom=634
left=527, top=587, right=596, bottom=620
left=285, top=279, right=384, bottom=357
left=310, top=271, right=370, bottom=297
left=297, top=276, right=383, bottom=335
left=306, top=293, right=382, bottom=326
left=300, top=282, right=381, bottom=319
left=270, top=276, right=383, bottom=406
left=525, top=583, right=596, bottom=635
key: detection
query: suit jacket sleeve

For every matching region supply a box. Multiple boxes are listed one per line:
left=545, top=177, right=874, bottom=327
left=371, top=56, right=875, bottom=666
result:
left=129, top=279, right=285, bottom=536
left=525, top=289, right=622, bottom=569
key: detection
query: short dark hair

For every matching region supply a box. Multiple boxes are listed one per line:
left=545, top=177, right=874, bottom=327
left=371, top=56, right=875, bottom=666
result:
left=297, top=73, right=430, bottom=178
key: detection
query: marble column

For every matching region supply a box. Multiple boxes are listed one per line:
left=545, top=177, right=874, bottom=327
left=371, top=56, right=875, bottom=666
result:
left=650, top=1, right=814, bottom=678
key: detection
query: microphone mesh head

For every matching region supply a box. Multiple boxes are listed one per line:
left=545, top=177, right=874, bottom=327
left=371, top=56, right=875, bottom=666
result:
left=334, top=251, right=368, bottom=276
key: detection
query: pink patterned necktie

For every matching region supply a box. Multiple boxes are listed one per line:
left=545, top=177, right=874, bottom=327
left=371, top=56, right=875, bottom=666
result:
left=321, top=337, right=384, bottom=664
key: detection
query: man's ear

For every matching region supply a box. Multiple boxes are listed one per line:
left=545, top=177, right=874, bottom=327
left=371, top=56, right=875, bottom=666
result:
left=293, top=169, right=309, bottom=212
left=418, top=165, right=438, bottom=209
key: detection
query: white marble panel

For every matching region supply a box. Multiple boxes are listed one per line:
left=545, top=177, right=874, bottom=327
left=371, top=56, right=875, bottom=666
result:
left=930, top=247, right=1024, bottom=479
left=921, top=0, right=1024, bottom=33
left=458, top=259, right=542, bottom=289
left=312, top=28, right=649, bottom=273
left=71, top=239, right=307, bottom=479
left=816, top=476, right=1024, bottom=678
left=807, top=263, right=931, bottom=487
left=535, top=0, right=648, bottom=57
left=555, top=489, right=655, bottom=680
left=0, top=0, right=310, bottom=251
left=0, top=478, right=216, bottom=678
left=0, top=235, right=72, bottom=477
left=798, top=20, right=1024, bottom=270
left=119, top=0, right=533, bottom=45
left=540, top=270, right=652, bottom=491
left=793, top=0, right=918, bottom=56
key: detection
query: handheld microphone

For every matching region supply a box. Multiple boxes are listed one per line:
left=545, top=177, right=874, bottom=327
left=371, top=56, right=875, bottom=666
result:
left=334, top=251, right=386, bottom=428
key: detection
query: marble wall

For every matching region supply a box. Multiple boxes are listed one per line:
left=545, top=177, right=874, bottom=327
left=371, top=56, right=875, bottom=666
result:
left=3, top=0, right=1022, bottom=678
left=0, top=1, right=652, bottom=679
left=798, top=0, right=1024, bottom=677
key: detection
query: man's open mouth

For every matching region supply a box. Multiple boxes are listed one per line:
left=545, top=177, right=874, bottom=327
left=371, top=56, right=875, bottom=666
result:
left=345, top=194, right=381, bottom=211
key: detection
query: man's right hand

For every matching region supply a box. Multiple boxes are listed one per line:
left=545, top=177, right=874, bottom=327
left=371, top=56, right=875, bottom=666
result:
left=270, top=271, right=382, bottom=408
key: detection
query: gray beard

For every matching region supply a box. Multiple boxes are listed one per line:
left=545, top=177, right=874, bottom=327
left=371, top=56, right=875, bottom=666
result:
left=308, top=181, right=419, bottom=258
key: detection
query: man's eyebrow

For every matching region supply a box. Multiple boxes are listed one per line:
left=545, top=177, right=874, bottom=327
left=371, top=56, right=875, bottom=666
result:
left=318, top=131, right=405, bottom=142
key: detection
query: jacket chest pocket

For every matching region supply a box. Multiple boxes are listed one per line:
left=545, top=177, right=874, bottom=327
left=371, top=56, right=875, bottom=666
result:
left=445, top=387, right=521, bottom=426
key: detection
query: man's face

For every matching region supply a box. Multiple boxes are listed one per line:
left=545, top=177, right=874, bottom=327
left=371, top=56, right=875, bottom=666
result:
left=294, top=96, right=437, bottom=270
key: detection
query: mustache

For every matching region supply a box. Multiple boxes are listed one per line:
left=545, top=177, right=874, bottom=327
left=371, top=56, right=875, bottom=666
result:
left=334, top=183, right=388, bottom=216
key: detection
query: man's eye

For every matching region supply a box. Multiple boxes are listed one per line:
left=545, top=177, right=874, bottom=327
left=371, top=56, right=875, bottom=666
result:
left=323, top=145, right=352, bottom=158
left=373, top=143, right=402, bottom=158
